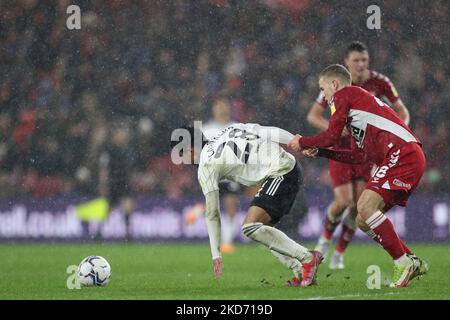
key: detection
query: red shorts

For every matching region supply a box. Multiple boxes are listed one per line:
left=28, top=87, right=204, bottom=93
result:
left=366, top=142, right=426, bottom=211
left=329, top=159, right=373, bottom=187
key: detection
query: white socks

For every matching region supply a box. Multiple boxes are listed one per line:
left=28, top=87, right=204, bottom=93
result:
left=271, top=250, right=303, bottom=278
left=394, top=253, right=410, bottom=266
left=365, top=210, right=387, bottom=229
left=242, top=223, right=311, bottom=263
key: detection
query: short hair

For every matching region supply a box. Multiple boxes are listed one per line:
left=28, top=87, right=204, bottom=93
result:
left=213, top=94, right=230, bottom=104
left=345, top=41, right=368, bottom=57
left=319, top=64, right=352, bottom=85
left=170, top=125, right=208, bottom=151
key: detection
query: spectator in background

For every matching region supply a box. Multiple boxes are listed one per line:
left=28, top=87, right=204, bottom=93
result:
left=99, top=125, right=135, bottom=240
left=0, top=0, right=448, bottom=200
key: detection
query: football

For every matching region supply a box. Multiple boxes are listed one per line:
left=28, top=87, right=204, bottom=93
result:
left=77, top=256, right=112, bottom=287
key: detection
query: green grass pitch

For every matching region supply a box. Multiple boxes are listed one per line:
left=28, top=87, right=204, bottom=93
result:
left=0, top=242, right=449, bottom=300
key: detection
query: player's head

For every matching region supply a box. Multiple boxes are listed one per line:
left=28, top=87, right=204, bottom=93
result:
left=112, top=126, right=131, bottom=146
left=212, top=97, right=231, bottom=124
left=344, top=41, right=369, bottom=79
left=319, top=64, right=352, bottom=101
left=170, top=125, right=208, bottom=165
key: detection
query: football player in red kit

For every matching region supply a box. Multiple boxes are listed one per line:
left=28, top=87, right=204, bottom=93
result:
left=289, top=64, right=428, bottom=288
left=307, top=42, right=410, bottom=270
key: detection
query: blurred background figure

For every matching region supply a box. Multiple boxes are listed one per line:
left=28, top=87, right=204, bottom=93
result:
left=98, top=125, right=135, bottom=240
left=0, top=0, right=448, bottom=242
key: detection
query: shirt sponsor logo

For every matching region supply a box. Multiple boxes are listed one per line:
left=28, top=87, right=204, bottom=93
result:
left=391, top=86, right=399, bottom=98
left=330, top=102, right=336, bottom=115
left=393, top=179, right=411, bottom=189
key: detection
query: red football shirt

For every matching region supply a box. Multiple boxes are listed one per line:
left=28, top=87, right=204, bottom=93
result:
left=301, top=86, right=419, bottom=165
left=315, top=70, right=401, bottom=149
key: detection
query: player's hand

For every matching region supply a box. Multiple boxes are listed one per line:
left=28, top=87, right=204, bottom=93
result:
left=302, top=148, right=319, bottom=158
left=213, top=257, right=223, bottom=278
left=288, top=134, right=303, bottom=152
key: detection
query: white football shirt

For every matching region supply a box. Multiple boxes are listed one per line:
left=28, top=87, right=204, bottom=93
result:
left=202, top=120, right=235, bottom=140
left=198, top=123, right=296, bottom=195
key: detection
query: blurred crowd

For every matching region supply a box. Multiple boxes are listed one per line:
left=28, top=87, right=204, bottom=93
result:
left=0, top=0, right=449, bottom=200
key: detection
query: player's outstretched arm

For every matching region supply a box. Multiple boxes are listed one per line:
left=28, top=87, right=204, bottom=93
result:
left=298, top=96, right=349, bottom=150
left=250, top=124, right=294, bottom=145
left=204, top=190, right=223, bottom=278
left=307, top=102, right=329, bottom=132
left=392, top=100, right=410, bottom=126
left=316, top=148, right=367, bottom=164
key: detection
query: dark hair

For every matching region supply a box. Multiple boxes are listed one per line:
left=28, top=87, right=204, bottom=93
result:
left=170, top=125, right=208, bottom=150
left=345, top=41, right=368, bottom=57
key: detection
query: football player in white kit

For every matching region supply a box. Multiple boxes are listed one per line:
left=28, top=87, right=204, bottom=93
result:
left=193, top=97, right=240, bottom=254
left=171, top=123, right=323, bottom=287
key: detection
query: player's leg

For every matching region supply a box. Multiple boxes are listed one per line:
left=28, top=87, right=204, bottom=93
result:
left=273, top=164, right=309, bottom=285
left=242, top=204, right=303, bottom=281
left=315, top=182, right=353, bottom=259
left=269, top=250, right=303, bottom=285
left=276, top=169, right=309, bottom=240
left=356, top=189, right=417, bottom=287
left=95, top=188, right=119, bottom=240
left=356, top=189, right=404, bottom=255
left=120, top=197, right=134, bottom=240
left=242, top=205, right=312, bottom=265
left=242, top=206, right=321, bottom=287
left=359, top=144, right=428, bottom=287
left=315, top=157, right=353, bottom=259
left=242, top=164, right=322, bottom=286
left=184, top=202, right=205, bottom=225
left=220, top=187, right=239, bottom=253
left=330, top=179, right=365, bottom=269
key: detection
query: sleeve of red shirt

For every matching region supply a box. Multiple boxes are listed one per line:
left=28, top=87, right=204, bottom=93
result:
left=299, top=90, right=350, bottom=148
left=381, top=77, right=400, bottom=104
left=317, top=148, right=367, bottom=164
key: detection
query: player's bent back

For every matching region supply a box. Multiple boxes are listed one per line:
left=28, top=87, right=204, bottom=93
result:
left=198, top=123, right=296, bottom=195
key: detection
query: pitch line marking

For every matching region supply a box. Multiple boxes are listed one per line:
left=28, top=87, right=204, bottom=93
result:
left=304, top=291, right=417, bottom=300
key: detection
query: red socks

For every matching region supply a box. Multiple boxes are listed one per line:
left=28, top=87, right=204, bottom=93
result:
left=365, top=211, right=406, bottom=260
left=322, top=213, right=341, bottom=240
left=399, top=239, right=412, bottom=255
left=335, top=223, right=356, bottom=253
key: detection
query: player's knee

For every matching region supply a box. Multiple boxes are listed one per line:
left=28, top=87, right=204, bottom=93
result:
left=334, top=196, right=353, bottom=211
left=355, top=214, right=367, bottom=230
left=357, top=199, right=372, bottom=219
left=348, top=204, right=358, bottom=219
left=343, top=212, right=357, bottom=230
left=242, top=222, right=263, bottom=240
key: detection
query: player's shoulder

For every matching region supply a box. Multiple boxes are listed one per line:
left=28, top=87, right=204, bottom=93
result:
left=233, top=122, right=256, bottom=131
left=335, top=85, right=367, bottom=99
left=369, top=70, right=393, bottom=85
left=332, top=86, right=373, bottom=110
left=199, top=143, right=215, bottom=165
left=198, top=156, right=216, bottom=181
